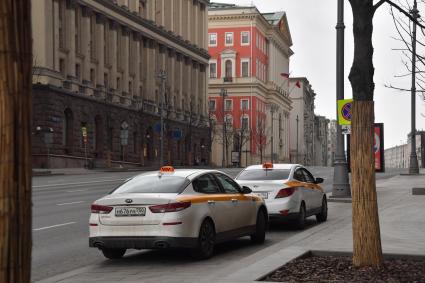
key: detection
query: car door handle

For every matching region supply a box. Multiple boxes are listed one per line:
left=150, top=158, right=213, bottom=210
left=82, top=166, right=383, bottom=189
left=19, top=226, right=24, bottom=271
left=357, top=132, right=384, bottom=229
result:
left=207, top=200, right=215, bottom=205
left=231, top=199, right=238, bottom=203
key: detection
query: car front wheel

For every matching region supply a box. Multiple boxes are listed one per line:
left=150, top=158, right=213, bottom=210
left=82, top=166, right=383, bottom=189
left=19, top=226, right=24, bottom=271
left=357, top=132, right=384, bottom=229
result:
left=316, top=197, right=328, bottom=223
left=101, top=248, right=126, bottom=259
left=192, top=219, right=215, bottom=260
left=251, top=209, right=267, bottom=244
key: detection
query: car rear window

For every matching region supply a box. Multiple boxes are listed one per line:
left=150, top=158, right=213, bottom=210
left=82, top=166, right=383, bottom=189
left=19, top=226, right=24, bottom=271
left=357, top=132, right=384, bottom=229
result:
left=111, top=175, right=190, bottom=194
left=236, top=169, right=290, bottom=181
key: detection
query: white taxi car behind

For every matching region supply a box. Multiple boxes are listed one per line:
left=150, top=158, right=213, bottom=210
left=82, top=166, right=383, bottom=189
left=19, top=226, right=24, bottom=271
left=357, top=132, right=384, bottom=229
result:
left=235, top=163, right=327, bottom=229
left=89, top=166, right=268, bottom=260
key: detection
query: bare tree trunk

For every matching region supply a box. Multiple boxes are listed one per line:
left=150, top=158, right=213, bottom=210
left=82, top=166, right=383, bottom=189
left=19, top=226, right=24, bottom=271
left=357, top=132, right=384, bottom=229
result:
left=348, top=0, right=383, bottom=267
left=0, top=0, right=33, bottom=282
left=351, top=101, right=383, bottom=267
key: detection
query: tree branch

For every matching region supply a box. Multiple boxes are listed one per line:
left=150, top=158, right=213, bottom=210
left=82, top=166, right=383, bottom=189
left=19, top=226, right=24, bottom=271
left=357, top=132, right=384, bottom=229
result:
left=382, top=0, right=425, bottom=29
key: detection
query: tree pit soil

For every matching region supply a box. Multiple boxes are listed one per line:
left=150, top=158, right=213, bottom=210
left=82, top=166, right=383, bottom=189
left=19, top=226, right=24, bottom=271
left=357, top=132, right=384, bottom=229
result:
left=263, top=255, right=425, bottom=282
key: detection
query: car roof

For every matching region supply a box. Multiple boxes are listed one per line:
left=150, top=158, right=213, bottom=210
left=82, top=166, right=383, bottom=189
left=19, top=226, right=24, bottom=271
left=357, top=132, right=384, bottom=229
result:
left=243, top=163, right=302, bottom=170
left=131, top=169, right=225, bottom=180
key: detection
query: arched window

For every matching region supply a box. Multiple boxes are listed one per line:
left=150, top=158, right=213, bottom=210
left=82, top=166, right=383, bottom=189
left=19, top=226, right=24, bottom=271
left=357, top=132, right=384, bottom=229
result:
left=225, top=60, right=232, bottom=78
left=63, top=108, right=73, bottom=150
left=225, top=114, right=233, bottom=128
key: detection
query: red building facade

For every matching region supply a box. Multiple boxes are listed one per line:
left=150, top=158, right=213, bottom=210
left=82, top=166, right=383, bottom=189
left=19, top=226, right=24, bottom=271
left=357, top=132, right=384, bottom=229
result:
left=208, top=4, right=293, bottom=166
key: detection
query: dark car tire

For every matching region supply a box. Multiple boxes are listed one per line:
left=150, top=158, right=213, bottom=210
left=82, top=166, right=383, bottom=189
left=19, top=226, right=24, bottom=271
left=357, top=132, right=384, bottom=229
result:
left=295, top=203, right=306, bottom=230
left=191, top=219, right=215, bottom=260
left=316, top=197, right=328, bottom=223
left=250, top=209, right=267, bottom=244
left=101, top=248, right=126, bottom=259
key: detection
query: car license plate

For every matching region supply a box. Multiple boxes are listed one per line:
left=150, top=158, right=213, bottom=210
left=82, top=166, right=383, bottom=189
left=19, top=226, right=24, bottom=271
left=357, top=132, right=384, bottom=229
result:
left=256, top=192, right=268, bottom=199
left=115, top=207, right=146, bottom=217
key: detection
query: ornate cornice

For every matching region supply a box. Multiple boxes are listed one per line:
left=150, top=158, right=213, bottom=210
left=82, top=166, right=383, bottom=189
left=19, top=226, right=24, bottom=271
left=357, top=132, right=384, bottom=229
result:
left=79, top=0, right=209, bottom=61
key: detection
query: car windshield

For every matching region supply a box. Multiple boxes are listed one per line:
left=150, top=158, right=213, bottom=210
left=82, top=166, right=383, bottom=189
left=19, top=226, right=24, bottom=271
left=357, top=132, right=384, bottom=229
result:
left=111, top=174, right=189, bottom=194
left=236, top=169, right=290, bottom=181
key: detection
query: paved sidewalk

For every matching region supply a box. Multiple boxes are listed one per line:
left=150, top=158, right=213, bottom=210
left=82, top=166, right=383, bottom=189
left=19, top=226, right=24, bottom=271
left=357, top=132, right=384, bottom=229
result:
left=36, top=172, right=425, bottom=283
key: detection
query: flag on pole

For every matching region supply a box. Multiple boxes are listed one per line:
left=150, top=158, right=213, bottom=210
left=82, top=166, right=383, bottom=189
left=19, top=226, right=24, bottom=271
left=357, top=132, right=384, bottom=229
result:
left=295, top=81, right=301, bottom=88
left=280, top=73, right=290, bottom=78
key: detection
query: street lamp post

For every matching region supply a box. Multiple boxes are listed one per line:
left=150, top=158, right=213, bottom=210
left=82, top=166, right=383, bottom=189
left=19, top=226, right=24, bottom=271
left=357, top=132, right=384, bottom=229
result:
left=268, top=103, right=279, bottom=163
left=158, top=70, right=167, bottom=167
left=296, top=115, right=299, bottom=163
left=409, top=0, right=420, bottom=174
left=220, top=88, right=228, bottom=167
left=332, top=0, right=351, bottom=197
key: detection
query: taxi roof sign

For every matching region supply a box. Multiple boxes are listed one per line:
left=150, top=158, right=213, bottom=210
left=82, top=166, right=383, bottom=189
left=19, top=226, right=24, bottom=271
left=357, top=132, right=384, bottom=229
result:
left=160, top=166, right=175, bottom=173
left=262, top=162, right=273, bottom=169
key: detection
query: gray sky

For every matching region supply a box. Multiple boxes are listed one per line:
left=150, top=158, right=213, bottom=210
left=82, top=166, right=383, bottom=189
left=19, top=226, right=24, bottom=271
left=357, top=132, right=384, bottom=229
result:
left=212, top=0, right=425, bottom=148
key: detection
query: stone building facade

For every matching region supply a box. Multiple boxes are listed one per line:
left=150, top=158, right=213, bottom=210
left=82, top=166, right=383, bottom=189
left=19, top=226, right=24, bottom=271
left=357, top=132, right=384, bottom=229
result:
left=385, top=131, right=425, bottom=168
left=207, top=4, right=293, bottom=167
left=327, top=119, right=337, bottom=166
left=32, top=0, right=210, bottom=168
left=289, top=77, right=316, bottom=165
left=313, top=115, right=329, bottom=166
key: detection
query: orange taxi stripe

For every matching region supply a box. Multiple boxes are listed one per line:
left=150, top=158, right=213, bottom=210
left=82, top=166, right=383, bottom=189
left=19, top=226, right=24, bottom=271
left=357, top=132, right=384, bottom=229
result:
left=176, top=194, right=261, bottom=203
left=285, top=180, right=324, bottom=193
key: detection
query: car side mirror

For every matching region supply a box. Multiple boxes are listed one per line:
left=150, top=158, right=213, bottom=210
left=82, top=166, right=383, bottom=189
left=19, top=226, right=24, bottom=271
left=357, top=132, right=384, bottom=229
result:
left=241, top=186, right=252, bottom=194
left=315, top=177, right=324, bottom=184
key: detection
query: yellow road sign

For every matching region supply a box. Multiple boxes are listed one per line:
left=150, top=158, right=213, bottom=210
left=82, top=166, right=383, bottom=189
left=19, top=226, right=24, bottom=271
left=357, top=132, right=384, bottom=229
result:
left=338, top=99, right=353, bottom=125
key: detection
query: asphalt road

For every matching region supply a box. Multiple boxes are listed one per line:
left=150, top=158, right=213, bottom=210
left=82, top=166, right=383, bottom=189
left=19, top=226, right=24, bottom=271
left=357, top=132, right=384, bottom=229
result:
left=31, top=166, right=405, bottom=282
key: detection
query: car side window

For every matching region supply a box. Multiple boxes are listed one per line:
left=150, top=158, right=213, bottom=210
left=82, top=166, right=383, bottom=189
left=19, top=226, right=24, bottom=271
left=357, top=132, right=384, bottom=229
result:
left=192, top=174, right=221, bottom=194
left=293, top=169, right=306, bottom=182
left=214, top=173, right=241, bottom=194
left=302, top=169, right=315, bottom=183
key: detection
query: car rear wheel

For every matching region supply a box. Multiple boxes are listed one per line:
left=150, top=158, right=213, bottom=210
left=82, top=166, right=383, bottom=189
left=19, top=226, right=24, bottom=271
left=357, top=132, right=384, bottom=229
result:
left=316, top=197, right=328, bottom=223
left=295, top=203, right=306, bottom=230
left=250, top=209, right=267, bottom=244
left=191, top=219, right=215, bottom=260
left=101, top=248, right=126, bottom=259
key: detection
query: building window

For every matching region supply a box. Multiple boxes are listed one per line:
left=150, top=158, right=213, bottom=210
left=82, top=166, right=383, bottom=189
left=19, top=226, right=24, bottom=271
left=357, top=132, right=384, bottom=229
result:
left=104, top=73, right=109, bottom=89
left=75, top=64, right=81, bottom=81
left=241, top=115, right=249, bottom=130
left=58, top=0, right=66, bottom=49
left=225, top=99, right=232, bottom=111
left=59, top=58, right=66, bottom=76
left=90, top=68, right=95, bottom=84
left=225, top=114, right=233, bottom=128
left=75, top=7, right=81, bottom=53
left=241, top=59, right=250, bottom=77
left=209, top=99, right=216, bottom=111
left=116, top=77, right=121, bottom=91
left=63, top=108, right=73, bottom=148
left=225, top=32, right=233, bottom=46
left=129, top=81, right=133, bottom=95
left=225, top=60, right=232, bottom=78
left=90, top=15, right=96, bottom=59
left=241, top=99, right=249, bottom=111
left=241, top=31, right=250, bottom=45
left=209, top=62, right=217, bottom=78
left=209, top=33, right=217, bottom=46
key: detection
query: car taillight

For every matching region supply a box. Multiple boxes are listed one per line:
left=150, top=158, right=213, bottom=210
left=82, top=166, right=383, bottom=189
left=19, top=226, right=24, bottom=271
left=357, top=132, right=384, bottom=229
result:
left=91, top=204, right=113, bottom=214
left=149, top=202, right=191, bottom=213
left=275, top=187, right=295, bottom=198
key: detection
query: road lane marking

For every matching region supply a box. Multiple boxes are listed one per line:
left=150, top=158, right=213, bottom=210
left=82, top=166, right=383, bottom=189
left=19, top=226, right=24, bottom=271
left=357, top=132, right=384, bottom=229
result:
left=66, top=189, right=88, bottom=193
left=33, top=179, right=126, bottom=189
left=57, top=201, right=85, bottom=206
left=33, top=222, right=76, bottom=231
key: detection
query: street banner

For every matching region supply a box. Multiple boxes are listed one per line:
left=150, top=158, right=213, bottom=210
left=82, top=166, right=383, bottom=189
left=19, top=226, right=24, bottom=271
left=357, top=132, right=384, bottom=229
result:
left=81, top=127, right=88, bottom=144
left=347, top=123, right=385, bottom=173
left=338, top=99, right=353, bottom=126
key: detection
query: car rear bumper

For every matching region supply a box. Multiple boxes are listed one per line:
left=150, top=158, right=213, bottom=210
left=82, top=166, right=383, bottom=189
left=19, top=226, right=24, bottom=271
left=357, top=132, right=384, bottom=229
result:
left=269, top=213, right=299, bottom=221
left=89, top=236, right=198, bottom=249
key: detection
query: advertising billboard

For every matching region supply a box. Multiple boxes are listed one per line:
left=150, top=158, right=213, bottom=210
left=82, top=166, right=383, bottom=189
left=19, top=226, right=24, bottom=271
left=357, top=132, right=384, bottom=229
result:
left=347, top=123, right=385, bottom=172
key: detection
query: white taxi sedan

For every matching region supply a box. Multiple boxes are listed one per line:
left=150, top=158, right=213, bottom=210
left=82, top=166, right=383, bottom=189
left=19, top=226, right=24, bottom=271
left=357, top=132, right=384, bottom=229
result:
left=235, top=163, right=327, bottom=229
left=89, top=166, right=268, bottom=260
